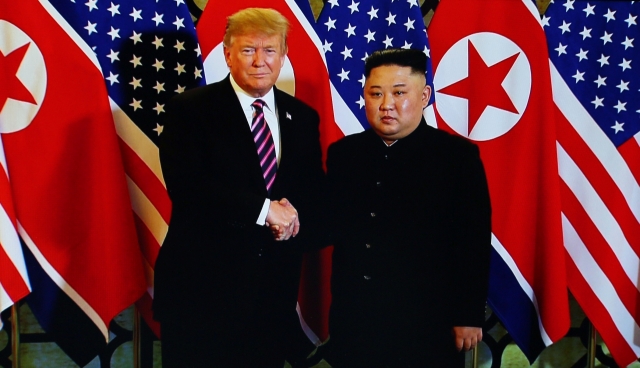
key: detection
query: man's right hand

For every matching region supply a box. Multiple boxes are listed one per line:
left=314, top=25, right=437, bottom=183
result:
left=265, top=198, right=299, bottom=241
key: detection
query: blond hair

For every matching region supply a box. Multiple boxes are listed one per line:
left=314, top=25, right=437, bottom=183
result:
left=223, top=8, right=290, bottom=53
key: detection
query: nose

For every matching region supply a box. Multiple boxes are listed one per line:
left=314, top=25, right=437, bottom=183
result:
left=252, top=50, right=266, bottom=66
left=380, top=93, right=394, bottom=110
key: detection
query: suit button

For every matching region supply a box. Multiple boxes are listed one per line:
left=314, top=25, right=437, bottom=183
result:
left=376, top=181, right=382, bottom=187
left=365, top=244, right=371, bottom=249
left=364, top=275, right=371, bottom=280
left=370, top=212, right=376, bottom=217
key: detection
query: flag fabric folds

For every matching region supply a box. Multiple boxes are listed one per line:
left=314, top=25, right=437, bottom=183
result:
left=544, top=1, right=640, bottom=365
left=0, top=0, right=147, bottom=364
left=429, top=0, right=570, bottom=361
left=47, top=0, right=205, bottom=338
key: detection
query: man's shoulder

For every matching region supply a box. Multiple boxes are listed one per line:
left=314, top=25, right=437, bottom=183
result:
left=274, top=89, right=318, bottom=118
left=169, top=79, right=231, bottom=106
left=329, top=129, right=373, bottom=155
left=423, top=124, right=479, bottom=154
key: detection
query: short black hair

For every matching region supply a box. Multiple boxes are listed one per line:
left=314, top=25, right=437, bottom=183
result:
left=364, top=48, right=427, bottom=78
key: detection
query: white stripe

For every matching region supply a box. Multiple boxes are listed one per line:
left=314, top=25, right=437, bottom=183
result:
left=111, top=98, right=166, bottom=187
left=39, top=0, right=102, bottom=73
left=0, top=205, right=30, bottom=289
left=557, top=143, right=639, bottom=291
left=296, top=302, right=322, bottom=346
left=330, top=81, right=365, bottom=136
left=491, top=233, right=553, bottom=346
left=563, top=214, right=640, bottom=355
left=126, top=176, right=168, bottom=248
left=424, top=105, right=437, bottom=128
left=0, top=285, right=14, bottom=319
left=284, top=0, right=329, bottom=68
left=522, top=0, right=544, bottom=28
left=551, top=63, right=640, bottom=224
left=17, top=223, right=109, bottom=341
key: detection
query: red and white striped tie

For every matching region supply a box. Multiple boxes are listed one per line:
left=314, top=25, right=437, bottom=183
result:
left=251, top=99, right=277, bottom=194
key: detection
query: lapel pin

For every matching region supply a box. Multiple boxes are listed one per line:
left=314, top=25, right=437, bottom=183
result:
left=286, top=112, right=292, bottom=120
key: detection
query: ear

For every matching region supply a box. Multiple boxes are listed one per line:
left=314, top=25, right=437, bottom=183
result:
left=422, top=85, right=432, bottom=109
left=280, top=46, right=287, bottom=68
left=223, top=45, right=231, bottom=67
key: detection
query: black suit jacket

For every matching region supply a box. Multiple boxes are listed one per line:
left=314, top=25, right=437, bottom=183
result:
left=153, top=76, right=325, bottom=338
left=326, top=120, right=491, bottom=364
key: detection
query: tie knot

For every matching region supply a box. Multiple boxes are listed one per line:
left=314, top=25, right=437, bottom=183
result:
left=252, top=99, right=266, bottom=110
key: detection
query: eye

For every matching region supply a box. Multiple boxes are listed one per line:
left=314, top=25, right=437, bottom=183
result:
left=242, top=48, right=255, bottom=55
left=394, top=91, right=405, bottom=96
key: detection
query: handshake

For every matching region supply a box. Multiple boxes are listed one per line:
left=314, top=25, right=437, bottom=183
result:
left=265, top=198, right=299, bottom=241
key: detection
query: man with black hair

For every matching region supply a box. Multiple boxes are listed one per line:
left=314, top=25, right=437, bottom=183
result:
left=326, top=48, right=492, bottom=367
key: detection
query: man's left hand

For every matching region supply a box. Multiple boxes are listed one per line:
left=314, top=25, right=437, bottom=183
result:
left=452, top=326, right=482, bottom=352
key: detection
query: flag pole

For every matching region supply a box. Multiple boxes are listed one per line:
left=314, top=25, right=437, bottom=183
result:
left=11, top=304, right=19, bottom=368
left=133, top=305, right=141, bottom=368
left=587, top=320, right=597, bottom=368
left=472, top=345, right=478, bottom=368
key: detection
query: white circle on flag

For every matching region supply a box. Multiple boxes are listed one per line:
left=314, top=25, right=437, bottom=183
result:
left=434, top=32, right=531, bottom=141
left=0, top=20, right=47, bottom=133
left=202, top=43, right=296, bottom=96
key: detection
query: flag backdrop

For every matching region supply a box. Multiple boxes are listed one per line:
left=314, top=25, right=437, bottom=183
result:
left=46, top=0, right=205, bottom=338
left=429, top=0, right=570, bottom=361
left=544, top=1, right=640, bottom=365
left=0, top=0, right=147, bottom=364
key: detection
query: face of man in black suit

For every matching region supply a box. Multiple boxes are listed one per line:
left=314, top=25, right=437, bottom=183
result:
left=364, top=65, right=432, bottom=144
left=224, top=33, right=287, bottom=98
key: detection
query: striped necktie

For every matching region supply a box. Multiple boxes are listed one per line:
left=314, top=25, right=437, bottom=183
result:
left=251, top=99, right=277, bottom=194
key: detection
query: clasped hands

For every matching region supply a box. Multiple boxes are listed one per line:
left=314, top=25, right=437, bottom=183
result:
left=265, top=198, right=299, bottom=241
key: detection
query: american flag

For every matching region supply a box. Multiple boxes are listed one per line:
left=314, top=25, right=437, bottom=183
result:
left=48, top=0, right=205, bottom=337
left=544, top=0, right=640, bottom=365
left=316, top=0, right=434, bottom=131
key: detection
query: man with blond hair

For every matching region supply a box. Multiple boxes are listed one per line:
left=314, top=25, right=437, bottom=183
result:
left=153, top=8, right=325, bottom=367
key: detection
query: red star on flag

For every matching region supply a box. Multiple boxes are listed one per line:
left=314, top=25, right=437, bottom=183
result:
left=0, top=43, right=37, bottom=111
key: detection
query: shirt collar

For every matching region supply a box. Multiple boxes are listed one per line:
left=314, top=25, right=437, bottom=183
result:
left=230, top=74, right=276, bottom=113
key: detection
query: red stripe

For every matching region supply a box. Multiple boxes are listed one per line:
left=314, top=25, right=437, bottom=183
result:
left=0, top=244, right=30, bottom=301
left=566, top=253, right=638, bottom=367
left=561, top=182, right=640, bottom=325
left=557, top=118, right=640, bottom=256
left=0, top=171, right=17, bottom=227
left=618, top=136, right=640, bottom=186
left=133, top=213, right=161, bottom=268
left=118, top=138, right=172, bottom=223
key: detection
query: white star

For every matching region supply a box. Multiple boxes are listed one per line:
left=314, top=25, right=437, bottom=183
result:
left=541, top=15, right=550, bottom=27
left=175, top=62, right=186, bottom=75
left=600, top=31, right=613, bottom=44
left=324, top=17, right=336, bottom=31
left=322, top=40, right=333, bottom=53
left=85, top=0, right=98, bottom=12
left=367, top=6, right=379, bottom=20
left=84, top=21, right=97, bottom=35
left=174, top=0, right=185, bottom=5
left=401, top=41, right=412, bottom=49
left=195, top=45, right=201, bottom=57
left=130, top=54, right=142, bottom=68
left=107, top=49, right=119, bottom=63
left=153, top=102, right=165, bottom=115
left=423, top=45, right=430, bottom=57
left=340, top=46, right=353, bottom=60
left=153, top=81, right=165, bottom=94
left=594, top=75, right=607, bottom=87
left=576, top=48, right=588, bottom=61
left=174, top=40, right=185, bottom=53
left=625, top=14, right=637, bottom=27
left=344, top=24, right=356, bottom=37
left=356, top=95, right=365, bottom=108
left=364, top=29, right=376, bottom=43
left=337, top=68, right=350, bottom=82
left=107, top=2, right=120, bottom=16
left=591, top=96, right=604, bottom=108
left=386, top=12, right=396, bottom=25
left=361, top=52, right=369, bottom=62
left=106, top=71, right=119, bottom=85
left=597, top=54, right=609, bottom=66
left=616, top=80, right=629, bottom=93
left=153, top=59, right=164, bottom=71
left=555, top=42, right=567, bottom=56
left=129, top=77, right=142, bottom=90
left=621, top=36, right=634, bottom=50
left=130, top=7, right=142, bottom=22
left=152, top=12, right=164, bottom=26
left=130, top=30, right=142, bottom=44
left=572, top=70, right=585, bottom=83
left=194, top=67, right=203, bottom=79
left=383, top=35, right=394, bottom=48
left=604, top=8, right=616, bottom=22
left=619, top=58, right=632, bottom=71
left=359, top=75, right=366, bottom=87
left=407, top=0, right=418, bottom=8
left=559, top=21, right=571, bottom=34
left=153, top=123, right=164, bottom=136
left=613, top=100, right=627, bottom=113
left=348, top=0, right=359, bottom=13
left=579, top=26, right=591, bottom=40
left=175, top=85, right=186, bottom=94
left=130, top=98, right=142, bottom=111
left=562, top=0, right=575, bottom=11
left=611, top=121, right=624, bottom=133
left=107, top=27, right=120, bottom=40
left=327, top=0, right=339, bottom=8
left=152, top=36, right=164, bottom=49
left=173, top=16, right=185, bottom=30
left=583, top=3, right=595, bottom=17
left=404, top=18, right=415, bottom=31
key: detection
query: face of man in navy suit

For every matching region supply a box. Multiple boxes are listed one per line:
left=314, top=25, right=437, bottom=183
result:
left=224, top=32, right=287, bottom=98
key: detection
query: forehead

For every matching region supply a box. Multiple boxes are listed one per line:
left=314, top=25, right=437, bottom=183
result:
left=366, top=65, right=423, bottom=87
left=231, top=33, right=283, bottom=48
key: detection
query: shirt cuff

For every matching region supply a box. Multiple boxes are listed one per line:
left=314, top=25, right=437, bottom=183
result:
left=256, top=198, right=270, bottom=225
